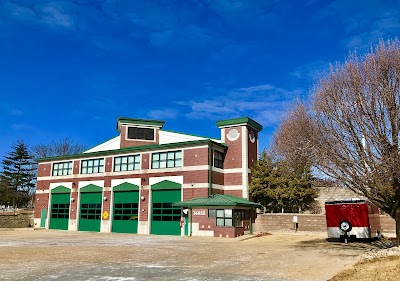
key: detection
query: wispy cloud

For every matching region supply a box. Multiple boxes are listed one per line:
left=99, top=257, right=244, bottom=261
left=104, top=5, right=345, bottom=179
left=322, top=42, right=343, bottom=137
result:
left=4, top=1, right=74, bottom=28
left=314, top=0, right=400, bottom=51
left=179, top=84, right=302, bottom=128
left=11, top=123, right=33, bottom=131
left=10, top=109, right=24, bottom=116
left=148, top=109, right=178, bottom=120
left=290, top=60, right=330, bottom=81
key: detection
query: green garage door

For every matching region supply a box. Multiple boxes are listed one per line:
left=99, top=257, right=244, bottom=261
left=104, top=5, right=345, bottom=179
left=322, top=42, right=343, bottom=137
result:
left=49, top=186, right=70, bottom=230
left=112, top=190, right=139, bottom=233
left=79, top=184, right=102, bottom=232
left=151, top=180, right=182, bottom=235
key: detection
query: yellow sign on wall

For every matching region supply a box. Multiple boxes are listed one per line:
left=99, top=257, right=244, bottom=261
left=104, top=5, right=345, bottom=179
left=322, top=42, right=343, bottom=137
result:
left=102, top=211, right=109, bottom=220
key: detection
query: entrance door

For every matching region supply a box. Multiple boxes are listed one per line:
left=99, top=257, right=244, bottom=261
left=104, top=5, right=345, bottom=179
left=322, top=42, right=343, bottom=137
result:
left=151, top=189, right=181, bottom=235
left=78, top=192, right=102, bottom=232
left=49, top=193, right=70, bottom=230
left=112, top=191, right=139, bottom=233
left=40, top=209, right=47, bottom=228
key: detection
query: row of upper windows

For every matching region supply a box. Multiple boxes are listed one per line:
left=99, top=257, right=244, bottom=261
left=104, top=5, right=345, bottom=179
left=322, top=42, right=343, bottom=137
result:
left=51, top=150, right=224, bottom=176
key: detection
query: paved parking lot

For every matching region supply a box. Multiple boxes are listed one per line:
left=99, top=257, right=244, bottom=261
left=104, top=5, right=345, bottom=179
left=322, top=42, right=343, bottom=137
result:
left=0, top=230, right=372, bottom=281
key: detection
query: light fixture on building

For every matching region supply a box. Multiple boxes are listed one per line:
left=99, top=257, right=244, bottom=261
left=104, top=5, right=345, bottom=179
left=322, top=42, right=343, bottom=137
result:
left=103, top=197, right=107, bottom=201
left=140, top=196, right=145, bottom=201
left=70, top=198, right=74, bottom=202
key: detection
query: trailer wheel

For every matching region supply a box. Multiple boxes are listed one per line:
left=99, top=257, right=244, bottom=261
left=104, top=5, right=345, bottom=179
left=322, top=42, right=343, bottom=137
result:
left=339, top=220, right=352, bottom=232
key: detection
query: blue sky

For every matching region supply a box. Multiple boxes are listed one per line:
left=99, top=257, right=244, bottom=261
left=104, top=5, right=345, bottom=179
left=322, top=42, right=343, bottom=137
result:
left=1, top=0, right=400, bottom=159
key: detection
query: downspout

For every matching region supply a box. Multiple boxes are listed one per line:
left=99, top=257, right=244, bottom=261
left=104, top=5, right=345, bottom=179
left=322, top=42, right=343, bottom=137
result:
left=208, top=143, right=213, bottom=197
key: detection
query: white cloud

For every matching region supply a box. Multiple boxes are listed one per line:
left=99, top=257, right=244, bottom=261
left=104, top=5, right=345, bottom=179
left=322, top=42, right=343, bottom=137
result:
left=180, top=84, right=303, bottom=128
left=4, top=1, right=74, bottom=29
left=290, top=60, right=330, bottom=81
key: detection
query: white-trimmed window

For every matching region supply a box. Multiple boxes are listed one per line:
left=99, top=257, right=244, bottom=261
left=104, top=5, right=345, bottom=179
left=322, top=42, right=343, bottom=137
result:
left=216, top=209, right=233, bottom=226
left=52, top=161, right=72, bottom=176
left=152, top=151, right=182, bottom=169
left=81, top=158, right=104, bottom=174
left=114, top=155, right=140, bottom=172
left=127, top=127, right=154, bottom=141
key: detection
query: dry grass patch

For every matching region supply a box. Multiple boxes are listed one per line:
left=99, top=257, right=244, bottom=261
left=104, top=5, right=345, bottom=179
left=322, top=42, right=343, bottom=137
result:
left=329, top=256, right=400, bottom=281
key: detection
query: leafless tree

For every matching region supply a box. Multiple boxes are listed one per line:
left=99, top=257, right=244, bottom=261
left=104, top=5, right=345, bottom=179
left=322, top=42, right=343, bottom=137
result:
left=272, top=101, right=317, bottom=176
left=32, top=137, right=87, bottom=159
left=311, top=39, right=400, bottom=245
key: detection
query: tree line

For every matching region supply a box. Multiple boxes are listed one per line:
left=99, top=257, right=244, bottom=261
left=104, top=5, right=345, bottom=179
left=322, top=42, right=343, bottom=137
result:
left=0, top=138, right=86, bottom=208
left=251, top=39, right=400, bottom=245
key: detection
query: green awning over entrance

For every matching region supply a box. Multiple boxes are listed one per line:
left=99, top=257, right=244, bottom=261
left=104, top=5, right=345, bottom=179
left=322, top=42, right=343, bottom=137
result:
left=173, top=194, right=262, bottom=208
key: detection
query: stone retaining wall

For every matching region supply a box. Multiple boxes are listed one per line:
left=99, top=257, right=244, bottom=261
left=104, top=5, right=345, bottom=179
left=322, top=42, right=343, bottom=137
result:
left=255, top=213, right=396, bottom=234
left=0, top=212, right=34, bottom=228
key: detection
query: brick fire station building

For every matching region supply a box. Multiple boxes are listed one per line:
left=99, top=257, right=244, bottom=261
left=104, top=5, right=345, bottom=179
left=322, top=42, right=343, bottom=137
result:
left=34, top=116, right=262, bottom=237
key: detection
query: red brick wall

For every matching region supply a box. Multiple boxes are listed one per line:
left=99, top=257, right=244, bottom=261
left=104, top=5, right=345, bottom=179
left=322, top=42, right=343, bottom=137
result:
left=223, top=190, right=243, bottom=197
left=139, top=189, right=149, bottom=221
left=34, top=193, right=49, bottom=218
left=184, top=147, right=209, bottom=166
left=224, top=172, right=242, bottom=186
left=247, top=128, right=258, bottom=169
left=183, top=170, right=208, bottom=183
left=183, top=188, right=209, bottom=200
left=73, top=160, right=80, bottom=174
left=102, top=191, right=111, bottom=219
left=223, top=126, right=242, bottom=169
left=37, top=163, right=51, bottom=177
left=142, top=153, right=150, bottom=169
left=105, top=157, right=113, bottom=172
left=119, top=126, right=159, bottom=148
left=70, top=192, right=78, bottom=220
left=212, top=171, right=224, bottom=185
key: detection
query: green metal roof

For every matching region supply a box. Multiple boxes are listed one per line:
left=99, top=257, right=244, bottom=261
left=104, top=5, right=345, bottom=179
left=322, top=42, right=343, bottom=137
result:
left=173, top=194, right=262, bottom=208
left=216, top=117, right=263, bottom=131
left=117, top=117, right=165, bottom=132
left=37, top=139, right=227, bottom=162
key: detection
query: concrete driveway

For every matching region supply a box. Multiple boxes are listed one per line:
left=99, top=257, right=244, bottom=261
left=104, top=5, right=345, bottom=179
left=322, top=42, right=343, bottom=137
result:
left=0, top=230, right=372, bottom=281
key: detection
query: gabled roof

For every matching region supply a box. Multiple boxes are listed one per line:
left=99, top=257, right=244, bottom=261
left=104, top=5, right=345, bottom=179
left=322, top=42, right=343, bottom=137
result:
left=173, top=194, right=262, bottom=208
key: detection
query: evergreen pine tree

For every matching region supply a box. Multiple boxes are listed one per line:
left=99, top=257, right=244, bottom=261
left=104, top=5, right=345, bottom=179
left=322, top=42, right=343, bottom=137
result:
left=249, top=150, right=318, bottom=213
left=1, top=141, right=36, bottom=207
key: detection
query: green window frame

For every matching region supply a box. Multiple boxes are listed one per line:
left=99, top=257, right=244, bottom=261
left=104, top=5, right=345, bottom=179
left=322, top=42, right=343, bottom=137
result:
left=216, top=209, right=233, bottom=227
left=152, top=202, right=181, bottom=221
left=151, top=151, right=182, bottom=169
left=81, top=158, right=104, bottom=174
left=113, top=202, right=139, bottom=221
left=114, top=155, right=140, bottom=172
left=52, top=161, right=73, bottom=176
left=80, top=203, right=102, bottom=219
left=214, top=150, right=224, bottom=169
left=234, top=210, right=245, bottom=227
left=51, top=203, right=70, bottom=218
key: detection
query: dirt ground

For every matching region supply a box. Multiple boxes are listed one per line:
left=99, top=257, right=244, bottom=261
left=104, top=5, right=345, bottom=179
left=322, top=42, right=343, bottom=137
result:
left=0, top=230, right=384, bottom=281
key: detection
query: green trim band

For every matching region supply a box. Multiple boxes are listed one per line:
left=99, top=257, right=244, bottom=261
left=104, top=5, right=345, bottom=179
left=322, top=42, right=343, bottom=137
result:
left=117, top=117, right=165, bottom=132
left=151, top=180, right=181, bottom=190
left=80, top=184, right=102, bottom=193
left=37, top=139, right=227, bottom=162
left=216, top=117, right=263, bottom=131
left=51, top=185, right=71, bottom=194
left=113, top=182, right=140, bottom=192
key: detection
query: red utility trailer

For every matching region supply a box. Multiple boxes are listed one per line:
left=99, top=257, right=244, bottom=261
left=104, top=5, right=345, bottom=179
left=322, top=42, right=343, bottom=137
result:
left=325, top=200, right=381, bottom=240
